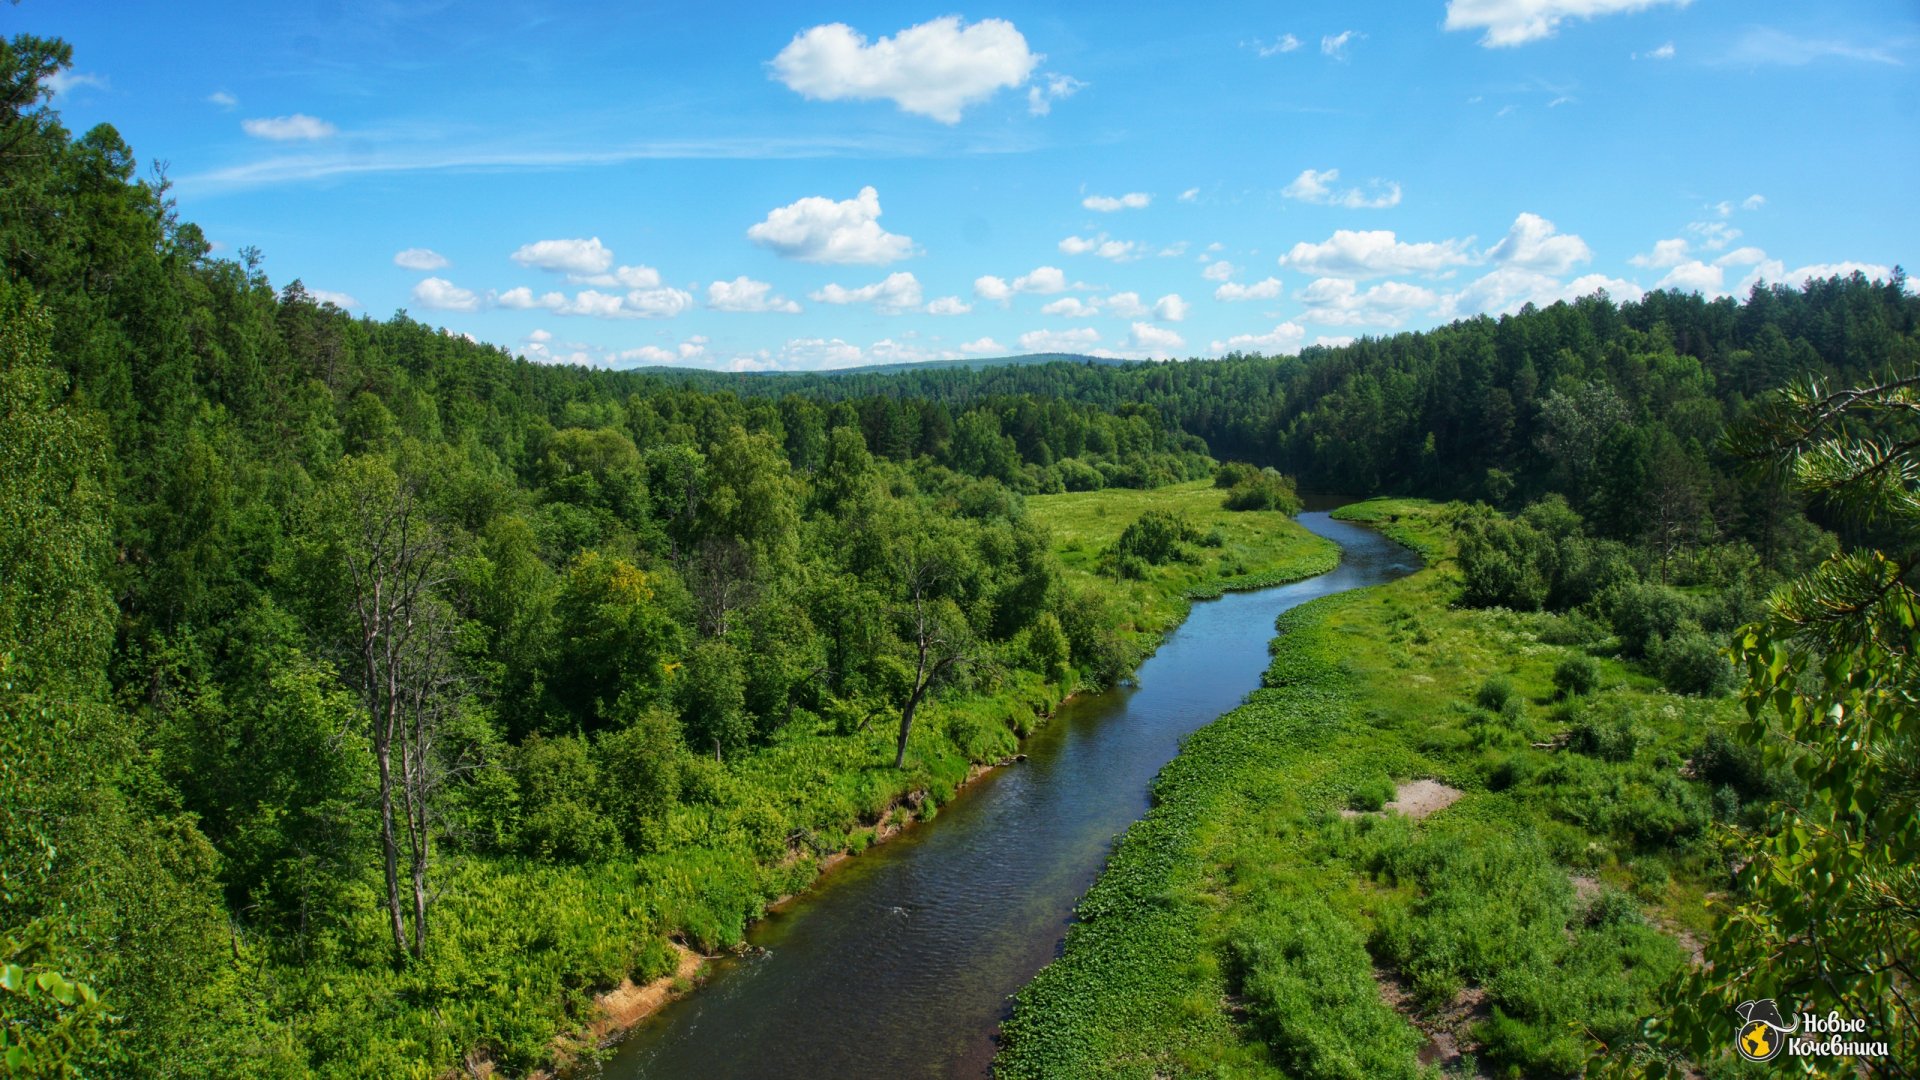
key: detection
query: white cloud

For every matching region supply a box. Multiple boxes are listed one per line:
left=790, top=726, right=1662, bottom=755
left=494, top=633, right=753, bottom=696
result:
left=1254, top=34, right=1302, bottom=57
left=778, top=337, right=867, bottom=369
left=610, top=288, right=695, bottom=318
left=207, top=90, right=238, bottom=108
left=976, top=265, right=1075, bottom=303
left=1203, top=260, right=1238, bottom=282
left=1742, top=193, right=1767, bottom=211
left=1212, top=322, right=1308, bottom=355
left=1060, top=234, right=1139, bottom=261
left=959, top=337, right=1005, bottom=355
left=1687, top=220, right=1741, bottom=250
left=496, top=287, right=564, bottom=310
left=1321, top=30, right=1362, bottom=59
left=926, top=295, right=973, bottom=315
left=1488, top=212, right=1592, bottom=274
left=1105, top=292, right=1149, bottom=317
left=1027, top=72, right=1086, bottom=116
left=412, top=277, right=480, bottom=312
left=1179, top=187, right=1201, bottom=202
left=1715, top=246, right=1769, bottom=268
left=572, top=264, right=666, bottom=288
left=393, top=247, right=449, bottom=271
left=1722, top=27, right=1902, bottom=67
left=771, top=16, right=1040, bottom=123
left=498, top=284, right=694, bottom=319
left=1445, top=0, right=1692, bottom=48
left=241, top=113, right=337, bottom=141
left=1158, top=242, right=1190, bottom=257
left=810, top=271, right=924, bottom=312
left=975, top=275, right=1013, bottom=302
left=1018, top=327, right=1102, bottom=352
left=1315, top=335, right=1357, bottom=349
left=616, top=345, right=679, bottom=366
left=1439, top=267, right=1644, bottom=317
left=1042, top=297, right=1101, bottom=317
left=1082, top=192, right=1151, bottom=212
left=306, top=288, right=359, bottom=309
left=526, top=329, right=553, bottom=343
left=1215, top=277, right=1284, bottom=301
left=1629, top=237, right=1691, bottom=268
left=1128, top=322, right=1186, bottom=352
left=511, top=237, right=613, bottom=276
left=1299, top=278, right=1438, bottom=326
left=1787, top=261, right=1895, bottom=283
left=1636, top=41, right=1676, bottom=59
left=43, top=70, right=108, bottom=98
left=1657, top=260, right=1724, bottom=293
left=747, top=185, right=913, bottom=264
left=1154, top=293, right=1190, bottom=321
left=1279, top=229, right=1476, bottom=279
left=707, top=277, right=802, bottom=313
left=1281, top=168, right=1403, bottom=209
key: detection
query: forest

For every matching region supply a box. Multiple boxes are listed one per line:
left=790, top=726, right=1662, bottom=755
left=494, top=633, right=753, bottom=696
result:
left=4, top=27, right=1917, bottom=1079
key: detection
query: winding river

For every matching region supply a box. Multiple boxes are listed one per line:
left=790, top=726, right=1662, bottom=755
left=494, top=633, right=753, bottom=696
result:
left=607, top=510, right=1418, bottom=1079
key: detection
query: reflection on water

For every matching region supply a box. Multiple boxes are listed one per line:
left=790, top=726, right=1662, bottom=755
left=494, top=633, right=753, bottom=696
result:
left=606, top=512, right=1416, bottom=1080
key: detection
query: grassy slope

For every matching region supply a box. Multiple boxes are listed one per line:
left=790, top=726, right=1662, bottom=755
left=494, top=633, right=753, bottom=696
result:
left=997, top=499, right=1732, bottom=1079
left=280, top=485, right=1335, bottom=1077
left=1028, top=480, right=1340, bottom=653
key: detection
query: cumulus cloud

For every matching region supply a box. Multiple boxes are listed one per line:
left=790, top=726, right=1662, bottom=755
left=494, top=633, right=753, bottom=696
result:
left=707, top=277, right=802, bottom=313
left=1321, top=30, right=1362, bottom=59
left=1042, top=297, right=1101, bottom=318
left=1687, top=220, right=1741, bottom=251
left=412, top=277, right=480, bottom=312
left=1629, top=237, right=1692, bottom=268
left=1657, top=260, right=1723, bottom=293
left=747, top=186, right=913, bottom=264
left=770, top=16, right=1040, bottom=123
left=1714, top=246, right=1769, bottom=268
left=1787, top=261, right=1895, bottom=283
left=959, top=337, right=1006, bottom=355
left=1488, top=212, right=1592, bottom=274
left=1104, top=292, right=1149, bottom=318
left=1179, top=187, right=1201, bottom=202
left=1082, top=192, right=1151, bottom=212
left=44, top=70, right=108, bottom=98
left=1018, top=327, right=1102, bottom=352
left=926, top=295, right=972, bottom=315
left=1742, top=193, right=1766, bottom=210
left=394, top=247, right=449, bottom=271
left=1298, top=278, right=1438, bottom=326
left=810, top=271, right=924, bottom=312
left=1027, top=72, right=1086, bottom=116
left=497, top=284, right=694, bottom=319
left=1215, top=277, right=1284, bottom=301
left=975, top=265, right=1074, bottom=303
left=1059, top=234, right=1140, bottom=261
left=306, top=288, right=359, bottom=309
left=1212, top=322, right=1308, bottom=355
left=1203, top=260, right=1238, bottom=282
left=1251, top=34, right=1302, bottom=57
left=207, top=90, right=238, bottom=108
left=511, top=237, right=613, bottom=276
left=1154, top=294, right=1190, bottom=321
left=1636, top=41, right=1676, bottom=59
left=1279, top=229, right=1476, bottom=279
left=242, top=113, right=338, bottom=140
left=1127, top=322, right=1186, bottom=352
left=1281, top=168, right=1403, bottom=209
left=1441, top=267, right=1644, bottom=317
left=1445, top=0, right=1692, bottom=48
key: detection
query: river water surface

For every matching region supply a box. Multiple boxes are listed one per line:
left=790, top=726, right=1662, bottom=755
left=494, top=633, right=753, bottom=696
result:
left=607, top=510, right=1416, bottom=1079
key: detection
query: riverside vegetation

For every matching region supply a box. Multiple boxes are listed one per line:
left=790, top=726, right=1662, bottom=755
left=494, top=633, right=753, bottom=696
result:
left=5, top=29, right=1919, bottom=1079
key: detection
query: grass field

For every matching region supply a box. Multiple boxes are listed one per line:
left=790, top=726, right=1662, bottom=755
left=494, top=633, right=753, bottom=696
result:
left=1027, top=479, right=1341, bottom=654
left=997, top=499, right=1739, bottom=1079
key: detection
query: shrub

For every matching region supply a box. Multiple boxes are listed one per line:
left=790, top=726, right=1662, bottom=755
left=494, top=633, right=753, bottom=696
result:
left=1552, top=655, right=1601, bottom=697
left=1600, top=581, right=1699, bottom=659
left=1655, top=629, right=1734, bottom=696
left=513, top=734, right=621, bottom=862
left=1475, top=676, right=1519, bottom=714
left=596, top=701, right=681, bottom=854
left=1348, top=773, right=1398, bottom=812
left=1222, top=469, right=1303, bottom=515
left=1568, top=712, right=1645, bottom=763
left=1111, top=509, right=1199, bottom=566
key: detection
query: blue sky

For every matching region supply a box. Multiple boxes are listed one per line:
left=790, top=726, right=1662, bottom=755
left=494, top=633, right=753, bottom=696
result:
left=24, top=0, right=1920, bottom=370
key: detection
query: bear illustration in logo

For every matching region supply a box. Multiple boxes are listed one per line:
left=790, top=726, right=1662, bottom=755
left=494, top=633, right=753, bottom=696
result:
left=1734, top=999, right=1796, bottom=1062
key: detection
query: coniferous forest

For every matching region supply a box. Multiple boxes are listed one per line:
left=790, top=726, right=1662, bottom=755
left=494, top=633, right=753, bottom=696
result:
left=4, top=24, right=1918, bottom=1080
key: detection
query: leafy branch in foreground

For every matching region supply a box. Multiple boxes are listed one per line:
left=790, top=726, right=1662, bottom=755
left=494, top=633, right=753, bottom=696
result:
left=1601, top=375, right=1920, bottom=1077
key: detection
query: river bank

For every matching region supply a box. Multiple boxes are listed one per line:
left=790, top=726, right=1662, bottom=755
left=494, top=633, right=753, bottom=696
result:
left=996, top=499, right=1736, bottom=1078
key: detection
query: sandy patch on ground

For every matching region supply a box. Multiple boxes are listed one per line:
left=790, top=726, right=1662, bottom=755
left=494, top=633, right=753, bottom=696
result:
left=1341, top=779, right=1465, bottom=820
left=1374, top=967, right=1494, bottom=1075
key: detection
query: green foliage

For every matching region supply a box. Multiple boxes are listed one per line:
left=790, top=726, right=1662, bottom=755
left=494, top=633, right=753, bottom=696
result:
left=1553, top=654, right=1602, bottom=697
left=1654, top=628, right=1735, bottom=696
left=1220, top=466, right=1304, bottom=515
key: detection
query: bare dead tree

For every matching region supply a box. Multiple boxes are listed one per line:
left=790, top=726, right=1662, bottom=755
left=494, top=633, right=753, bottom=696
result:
left=341, top=469, right=452, bottom=960
left=893, top=552, right=972, bottom=770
